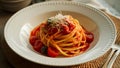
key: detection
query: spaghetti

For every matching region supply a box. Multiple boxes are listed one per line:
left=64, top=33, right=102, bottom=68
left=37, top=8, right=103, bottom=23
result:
left=29, top=14, right=94, bottom=57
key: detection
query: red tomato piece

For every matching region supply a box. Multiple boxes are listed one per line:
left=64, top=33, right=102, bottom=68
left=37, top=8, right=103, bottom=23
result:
left=86, top=32, right=94, bottom=43
left=33, top=40, right=43, bottom=52
left=81, top=43, right=90, bottom=51
left=51, top=27, right=58, bottom=33
left=31, top=26, right=40, bottom=36
left=68, top=23, right=75, bottom=31
left=29, top=36, right=38, bottom=46
left=61, top=24, right=70, bottom=34
left=48, top=27, right=58, bottom=35
left=65, top=18, right=75, bottom=31
left=47, top=47, right=59, bottom=57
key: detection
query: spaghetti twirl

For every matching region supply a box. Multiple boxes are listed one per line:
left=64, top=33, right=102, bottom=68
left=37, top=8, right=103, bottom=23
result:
left=29, top=14, right=94, bottom=57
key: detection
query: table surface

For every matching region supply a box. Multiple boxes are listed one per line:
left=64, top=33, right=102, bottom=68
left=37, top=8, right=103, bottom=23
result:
left=0, top=3, right=120, bottom=68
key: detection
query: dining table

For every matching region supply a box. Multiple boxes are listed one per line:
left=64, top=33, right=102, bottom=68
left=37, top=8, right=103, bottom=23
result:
left=0, top=1, right=120, bottom=68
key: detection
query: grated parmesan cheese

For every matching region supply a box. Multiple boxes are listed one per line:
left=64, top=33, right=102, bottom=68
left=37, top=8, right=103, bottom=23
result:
left=47, top=14, right=68, bottom=27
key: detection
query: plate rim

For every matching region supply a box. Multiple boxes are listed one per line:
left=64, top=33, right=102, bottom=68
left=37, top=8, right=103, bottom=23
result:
left=4, top=1, right=116, bottom=66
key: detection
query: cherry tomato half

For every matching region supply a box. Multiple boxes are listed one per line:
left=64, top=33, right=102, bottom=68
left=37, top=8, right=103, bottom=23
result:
left=29, top=36, right=38, bottom=46
left=33, top=40, right=43, bottom=52
left=47, top=47, right=59, bottom=57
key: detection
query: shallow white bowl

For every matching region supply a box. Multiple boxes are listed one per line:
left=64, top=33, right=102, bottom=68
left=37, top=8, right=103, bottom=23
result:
left=4, top=1, right=116, bottom=66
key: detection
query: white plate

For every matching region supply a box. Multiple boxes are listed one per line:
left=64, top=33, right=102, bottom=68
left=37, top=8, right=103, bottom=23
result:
left=4, top=1, right=116, bottom=66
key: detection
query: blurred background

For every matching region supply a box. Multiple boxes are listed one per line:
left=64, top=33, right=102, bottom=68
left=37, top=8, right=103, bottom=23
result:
left=0, top=0, right=120, bottom=17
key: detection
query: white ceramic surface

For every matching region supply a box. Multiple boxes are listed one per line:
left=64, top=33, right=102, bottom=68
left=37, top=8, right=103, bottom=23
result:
left=4, top=1, right=116, bottom=66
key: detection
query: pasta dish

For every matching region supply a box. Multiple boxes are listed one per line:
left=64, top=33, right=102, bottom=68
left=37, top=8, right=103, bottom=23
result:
left=29, top=14, right=94, bottom=57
